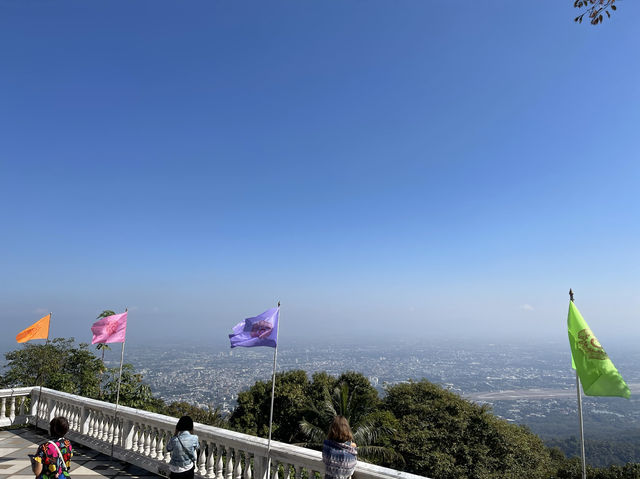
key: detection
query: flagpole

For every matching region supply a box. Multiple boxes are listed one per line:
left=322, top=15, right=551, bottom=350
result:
left=111, top=308, right=127, bottom=459
left=266, top=301, right=280, bottom=479
left=36, top=312, right=52, bottom=430
left=570, top=289, right=587, bottom=479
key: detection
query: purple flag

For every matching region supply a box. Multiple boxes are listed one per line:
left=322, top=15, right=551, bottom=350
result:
left=229, top=308, right=279, bottom=348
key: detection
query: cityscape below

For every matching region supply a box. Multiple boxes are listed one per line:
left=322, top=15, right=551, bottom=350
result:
left=112, top=339, right=640, bottom=441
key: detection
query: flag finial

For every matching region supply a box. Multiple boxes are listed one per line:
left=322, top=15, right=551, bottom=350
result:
left=569, top=289, right=574, bottom=302
left=277, top=301, right=280, bottom=308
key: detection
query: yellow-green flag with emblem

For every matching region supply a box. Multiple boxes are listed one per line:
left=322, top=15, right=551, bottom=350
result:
left=568, top=301, right=630, bottom=398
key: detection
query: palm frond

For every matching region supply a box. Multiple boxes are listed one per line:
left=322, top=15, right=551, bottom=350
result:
left=356, top=445, right=405, bottom=464
left=299, top=419, right=326, bottom=446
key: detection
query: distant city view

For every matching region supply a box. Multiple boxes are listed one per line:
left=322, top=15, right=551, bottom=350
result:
left=115, top=339, right=640, bottom=440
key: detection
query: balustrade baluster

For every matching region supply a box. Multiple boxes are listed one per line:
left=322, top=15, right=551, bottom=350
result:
left=73, top=407, right=80, bottom=430
left=9, top=397, right=16, bottom=420
left=107, top=416, right=116, bottom=444
left=113, top=419, right=121, bottom=447
left=0, top=398, right=6, bottom=419
left=96, top=415, right=104, bottom=440
left=205, top=441, right=215, bottom=478
left=87, top=412, right=94, bottom=436
left=154, top=428, right=164, bottom=459
left=234, top=449, right=242, bottom=479
left=68, top=407, right=75, bottom=430
left=215, top=444, right=224, bottom=479
left=92, top=413, right=99, bottom=438
left=139, top=425, right=146, bottom=454
left=294, top=465, right=302, bottom=479
left=163, top=430, right=172, bottom=462
left=225, top=447, right=234, bottom=479
left=244, top=451, right=252, bottom=479
left=143, top=426, right=151, bottom=456
left=150, top=428, right=158, bottom=459
left=88, top=413, right=95, bottom=438
left=270, top=460, right=278, bottom=479
left=283, top=463, right=292, bottom=479
left=94, top=414, right=100, bottom=440
left=19, top=396, right=26, bottom=416
left=108, top=417, right=115, bottom=445
left=197, top=444, right=206, bottom=476
left=131, top=424, right=139, bottom=452
left=101, top=415, right=108, bottom=441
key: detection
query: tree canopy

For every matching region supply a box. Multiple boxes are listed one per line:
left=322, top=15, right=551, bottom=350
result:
left=2, top=338, right=103, bottom=398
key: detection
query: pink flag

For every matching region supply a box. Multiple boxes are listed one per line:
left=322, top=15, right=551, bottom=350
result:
left=91, top=312, right=128, bottom=344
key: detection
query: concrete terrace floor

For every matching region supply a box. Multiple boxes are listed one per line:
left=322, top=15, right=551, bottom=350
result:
left=0, top=427, right=164, bottom=479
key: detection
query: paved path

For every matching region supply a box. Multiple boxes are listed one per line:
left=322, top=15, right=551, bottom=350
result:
left=0, top=427, right=164, bottom=479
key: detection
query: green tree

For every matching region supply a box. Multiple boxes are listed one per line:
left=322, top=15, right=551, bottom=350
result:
left=163, top=401, right=227, bottom=428
left=230, top=370, right=310, bottom=442
left=102, top=363, right=165, bottom=412
left=383, top=380, right=554, bottom=479
left=1, top=338, right=164, bottom=413
left=1, top=338, right=103, bottom=398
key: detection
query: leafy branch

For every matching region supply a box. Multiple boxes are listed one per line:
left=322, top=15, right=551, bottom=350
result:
left=574, top=0, right=618, bottom=25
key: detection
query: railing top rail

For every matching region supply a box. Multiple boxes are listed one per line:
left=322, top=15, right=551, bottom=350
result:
left=0, top=387, right=35, bottom=398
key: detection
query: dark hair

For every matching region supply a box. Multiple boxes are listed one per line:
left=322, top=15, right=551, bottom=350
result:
left=327, top=416, right=353, bottom=443
left=176, top=415, right=194, bottom=432
left=50, top=416, right=69, bottom=438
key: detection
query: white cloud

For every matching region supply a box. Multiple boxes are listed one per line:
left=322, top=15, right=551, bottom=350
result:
left=520, top=304, right=534, bottom=311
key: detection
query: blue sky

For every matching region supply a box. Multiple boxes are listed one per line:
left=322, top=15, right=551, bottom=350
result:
left=1, top=1, right=639, bottom=348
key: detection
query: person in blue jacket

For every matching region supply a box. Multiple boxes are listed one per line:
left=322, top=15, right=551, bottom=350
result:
left=167, top=416, right=200, bottom=479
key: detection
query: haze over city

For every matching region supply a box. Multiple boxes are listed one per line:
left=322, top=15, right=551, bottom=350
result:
left=1, top=1, right=639, bottom=350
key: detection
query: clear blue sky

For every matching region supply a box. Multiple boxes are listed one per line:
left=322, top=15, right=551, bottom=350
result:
left=1, top=1, right=639, bottom=348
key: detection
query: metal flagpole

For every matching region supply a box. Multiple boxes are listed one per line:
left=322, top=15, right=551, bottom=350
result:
left=266, top=301, right=280, bottom=479
left=570, top=289, right=587, bottom=479
left=36, top=312, right=52, bottom=430
left=111, top=308, right=127, bottom=459
left=576, top=371, right=587, bottom=479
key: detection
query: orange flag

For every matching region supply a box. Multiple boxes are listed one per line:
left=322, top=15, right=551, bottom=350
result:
left=16, top=314, right=51, bottom=343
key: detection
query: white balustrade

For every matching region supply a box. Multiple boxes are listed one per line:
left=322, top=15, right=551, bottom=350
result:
left=0, top=387, right=32, bottom=427
left=0, top=387, right=430, bottom=479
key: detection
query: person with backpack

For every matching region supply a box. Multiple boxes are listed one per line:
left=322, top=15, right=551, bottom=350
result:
left=31, top=416, right=73, bottom=479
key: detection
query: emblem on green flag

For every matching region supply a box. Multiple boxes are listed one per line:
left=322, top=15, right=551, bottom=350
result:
left=568, top=301, right=630, bottom=399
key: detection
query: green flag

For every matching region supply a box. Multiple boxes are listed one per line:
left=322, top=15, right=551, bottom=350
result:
left=568, top=301, right=630, bottom=398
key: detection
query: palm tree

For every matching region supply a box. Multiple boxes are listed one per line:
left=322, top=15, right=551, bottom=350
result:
left=299, top=382, right=402, bottom=464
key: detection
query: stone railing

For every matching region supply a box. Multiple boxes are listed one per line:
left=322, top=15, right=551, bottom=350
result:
left=1, top=387, right=430, bottom=479
left=0, top=387, right=32, bottom=427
